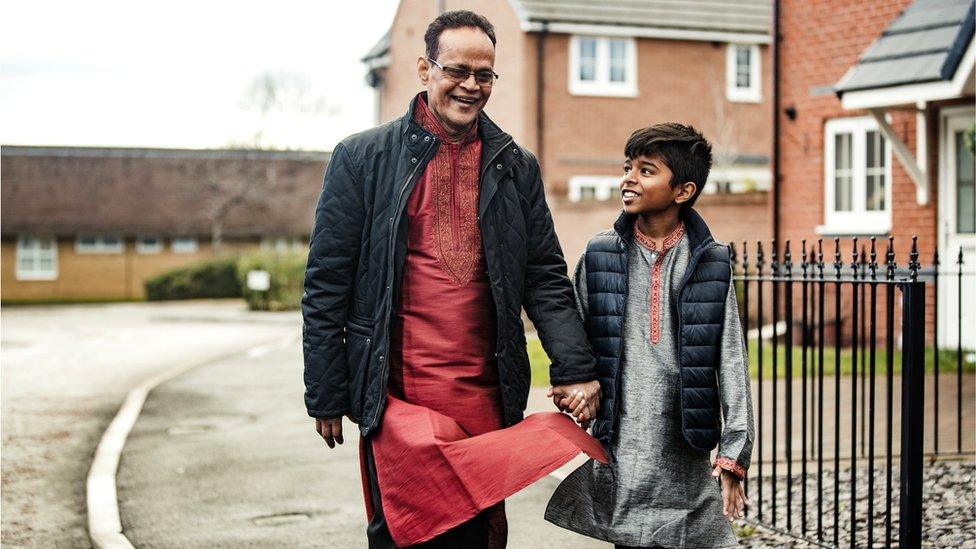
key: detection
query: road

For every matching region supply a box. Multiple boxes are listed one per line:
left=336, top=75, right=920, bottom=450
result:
left=1, top=301, right=298, bottom=547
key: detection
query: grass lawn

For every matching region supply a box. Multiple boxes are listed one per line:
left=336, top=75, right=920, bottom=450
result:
left=527, top=336, right=975, bottom=387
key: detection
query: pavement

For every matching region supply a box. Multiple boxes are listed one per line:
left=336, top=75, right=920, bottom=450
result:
left=1, top=301, right=299, bottom=548
left=116, top=336, right=608, bottom=548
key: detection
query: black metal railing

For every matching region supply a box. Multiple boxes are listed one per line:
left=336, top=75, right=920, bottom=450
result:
left=731, top=236, right=974, bottom=548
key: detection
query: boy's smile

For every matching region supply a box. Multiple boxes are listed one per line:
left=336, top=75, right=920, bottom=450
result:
left=620, top=154, right=683, bottom=215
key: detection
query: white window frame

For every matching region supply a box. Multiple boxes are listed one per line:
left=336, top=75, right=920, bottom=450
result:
left=568, top=35, right=637, bottom=97
left=136, top=235, right=163, bottom=254
left=820, top=116, right=893, bottom=235
left=568, top=175, right=621, bottom=202
left=726, top=43, right=761, bottom=103
left=75, top=234, right=123, bottom=254
left=172, top=237, right=199, bottom=254
left=16, top=235, right=58, bottom=281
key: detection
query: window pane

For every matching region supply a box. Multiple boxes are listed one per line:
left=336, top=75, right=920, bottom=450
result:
left=609, top=39, right=626, bottom=82
left=579, top=37, right=596, bottom=81
left=957, top=131, right=975, bottom=234
left=580, top=186, right=596, bottom=201
left=834, top=133, right=852, bottom=211
left=103, top=235, right=120, bottom=246
left=736, top=46, right=751, bottom=88
left=865, top=131, right=886, bottom=211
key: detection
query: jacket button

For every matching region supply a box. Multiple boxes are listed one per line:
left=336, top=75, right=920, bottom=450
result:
left=496, top=163, right=503, bottom=170
left=424, top=136, right=431, bottom=142
left=513, top=148, right=519, bottom=154
left=411, top=157, right=418, bottom=163
left=410, top=134, right=418, bottom=141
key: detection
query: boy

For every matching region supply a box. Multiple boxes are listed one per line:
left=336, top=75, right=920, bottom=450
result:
left=546, top=123, right=754, bottom=548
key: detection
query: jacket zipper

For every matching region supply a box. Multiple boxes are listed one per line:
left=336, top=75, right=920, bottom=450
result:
left=367, top=139, right=437, bottom=430
left=477, top=137, right=513, bottom=423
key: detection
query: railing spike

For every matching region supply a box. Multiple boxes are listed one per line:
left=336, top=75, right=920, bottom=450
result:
left=784, top=240, right=793, bottom=278
left=869, top=237, right=878, bottom=280
left=817, top=238, right=825, bottom=279
left=851, top=236, right=860, bottom=278
left=833, top=237, right=842, bottom=279
left=886, top=236, right=896, bottom=281
left=801, top=239, right=809, bottom=279
left=742, top=240, right=749, bottom=276
left=909, top=235, right=920, bottom=281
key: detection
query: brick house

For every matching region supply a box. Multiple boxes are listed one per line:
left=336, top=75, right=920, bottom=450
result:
left=1, top=146, right=328, bottom=302
left=362, top=0, right=774, bottom=262
left=775, top=0, right=974, bottom=347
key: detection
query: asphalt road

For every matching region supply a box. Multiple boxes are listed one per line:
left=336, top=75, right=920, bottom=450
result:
left=117, top=336, right=610, bottom=548
left=1, top=301, right=298, bottom=547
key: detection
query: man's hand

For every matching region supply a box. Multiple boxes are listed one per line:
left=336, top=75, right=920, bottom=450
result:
left=315, top=417, right=344, bottom=449
left=547, top=380, right=601, bottom=424
left=711, top=466, right=749, bottom=520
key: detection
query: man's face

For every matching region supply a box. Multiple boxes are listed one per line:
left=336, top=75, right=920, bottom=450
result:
left=418, top=26, right=495, bottom=136
left=619, top=154, right=693, bottom=215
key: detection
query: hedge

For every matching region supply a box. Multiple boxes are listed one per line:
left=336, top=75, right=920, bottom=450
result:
left=236, top=250, right=306, bottom=311
left=145, top=256, right=242, bottom=301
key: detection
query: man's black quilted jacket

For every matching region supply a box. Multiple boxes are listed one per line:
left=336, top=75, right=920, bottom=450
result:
left=302, top=95, right=598, bottom=436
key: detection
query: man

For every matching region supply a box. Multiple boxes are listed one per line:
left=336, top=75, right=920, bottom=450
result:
left=302, top=10, right=600, bottom=547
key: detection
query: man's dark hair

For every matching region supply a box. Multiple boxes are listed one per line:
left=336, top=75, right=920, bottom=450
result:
left=624, top=123, right=713, bottom=210
left=424, top=10, right=496, bottom=60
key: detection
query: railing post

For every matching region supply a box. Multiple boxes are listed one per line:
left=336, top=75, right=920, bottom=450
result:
left=898, top=276, right=925, bottom=549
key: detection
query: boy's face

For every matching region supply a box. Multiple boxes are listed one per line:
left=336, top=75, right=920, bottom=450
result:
left=619, top=154, right=696, bottom=215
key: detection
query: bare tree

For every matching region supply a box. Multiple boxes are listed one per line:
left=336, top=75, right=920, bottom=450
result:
left=236, top=70, right=340, bottom=149
left=197, top=157, right=291, bottom=255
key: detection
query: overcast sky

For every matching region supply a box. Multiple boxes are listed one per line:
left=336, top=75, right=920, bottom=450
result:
left=2, top=0, right=400, bottom=151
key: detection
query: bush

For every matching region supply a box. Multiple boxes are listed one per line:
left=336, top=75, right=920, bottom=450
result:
left=236, top=250, right=306, bottom=311
left=145, top=256, right=242, bottom=301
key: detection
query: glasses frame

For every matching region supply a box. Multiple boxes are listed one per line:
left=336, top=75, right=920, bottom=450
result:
left=426, top=57, right=499, bottom=86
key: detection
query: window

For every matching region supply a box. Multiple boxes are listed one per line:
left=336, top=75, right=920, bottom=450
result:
left=75, top=235, right=123, bottom=254
left=136, top=235, right=163, bottom=254
left=955, top=130, right=975, bottom=234
left=16, top=236, right=58, bottom=280
left=726, top=43, right=761, bottom=102
left=569, top=36, right=637, bottom=97
left=821, top=117, right=892, bottom=235
left=172, top=237, right=198, bottom=253
left=568, top=176, right=620, bottom=202
left=261, top=237, right=307, bottom=253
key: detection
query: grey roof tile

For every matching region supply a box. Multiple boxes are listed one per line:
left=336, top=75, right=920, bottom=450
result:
left=513, top=0, right=770, bottom=34
left=836, top=0, right=975, bottom=93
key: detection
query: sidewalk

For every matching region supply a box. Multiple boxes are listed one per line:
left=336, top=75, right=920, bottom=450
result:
left=117, top=341, right=610, bottom=548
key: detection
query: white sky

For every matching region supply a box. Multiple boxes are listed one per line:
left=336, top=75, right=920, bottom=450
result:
left=1, top=0, right=400, bottom=151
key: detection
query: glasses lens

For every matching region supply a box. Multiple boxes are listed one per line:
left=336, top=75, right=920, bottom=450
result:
left=443, top=66, right=469, bottom=81
left=475, top=72, right=495, bottom=85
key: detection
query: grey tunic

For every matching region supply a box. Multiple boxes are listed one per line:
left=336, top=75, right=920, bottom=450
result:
left=546, top=234, right=754, bottom=548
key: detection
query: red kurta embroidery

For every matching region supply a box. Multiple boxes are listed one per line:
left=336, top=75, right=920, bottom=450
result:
left=634, top=221, right=685, bottom=345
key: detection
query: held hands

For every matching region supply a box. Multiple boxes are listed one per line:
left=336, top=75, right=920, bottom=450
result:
left=711, top=466, right=749, bottom=520
left=547, top=380, right=601, bottom=428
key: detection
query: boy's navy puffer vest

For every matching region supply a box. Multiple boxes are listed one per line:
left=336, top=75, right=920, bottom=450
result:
left=585, top=209, right=731, bottom=453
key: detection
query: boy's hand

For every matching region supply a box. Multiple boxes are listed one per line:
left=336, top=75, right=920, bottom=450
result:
left=711, top=466, right=749, bottom=520
left=547, top=380, right=601, bottom=423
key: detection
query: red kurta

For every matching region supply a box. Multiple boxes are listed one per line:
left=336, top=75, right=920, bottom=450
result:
left=361, top=95, right=606, bottom=547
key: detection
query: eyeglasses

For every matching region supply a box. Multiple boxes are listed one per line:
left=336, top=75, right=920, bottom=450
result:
left=426, top=57, right=498, bottom=86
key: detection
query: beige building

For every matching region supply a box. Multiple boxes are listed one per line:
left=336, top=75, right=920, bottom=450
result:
left=363, top=0, right=773, bottom=202
left=1, top=146, right=328, bottom=302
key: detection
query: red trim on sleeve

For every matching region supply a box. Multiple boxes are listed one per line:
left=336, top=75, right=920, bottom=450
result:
left=714, top=456, right=747, bottom=480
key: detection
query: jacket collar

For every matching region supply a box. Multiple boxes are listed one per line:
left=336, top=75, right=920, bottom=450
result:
left=613, top=207, right=714, bottom=252
left=402, top=93, right=512, bottom=155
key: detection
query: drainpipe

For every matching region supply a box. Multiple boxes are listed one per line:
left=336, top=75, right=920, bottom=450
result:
left=772, top=0, right=781, bottom=244
left=535, top=21, right=547, bottom=171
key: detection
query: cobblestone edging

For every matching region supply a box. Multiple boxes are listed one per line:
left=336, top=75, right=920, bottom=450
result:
left=734, top=460, right=975, bottom=547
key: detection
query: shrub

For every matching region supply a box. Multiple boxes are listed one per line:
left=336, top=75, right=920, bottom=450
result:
left=145, top=256, right=242, bottom=301
left=236, top=250, right=306, bottom=311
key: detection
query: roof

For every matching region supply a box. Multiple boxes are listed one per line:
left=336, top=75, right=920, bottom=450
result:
left=1, top=146, right=330, bottom=238
left=836, top=0, right=975, bottom=93
left=362, top=31, right=390, bottom=64
left=511, top=0, right=770, bottom=36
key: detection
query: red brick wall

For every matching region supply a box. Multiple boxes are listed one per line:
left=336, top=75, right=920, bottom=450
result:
left=777, top=0, right=946, bottom=344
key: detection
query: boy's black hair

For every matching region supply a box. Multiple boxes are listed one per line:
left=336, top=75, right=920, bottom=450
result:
left=624, top=123, right=713, bottom=210
left=424, top=10, right=496, bottom=60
